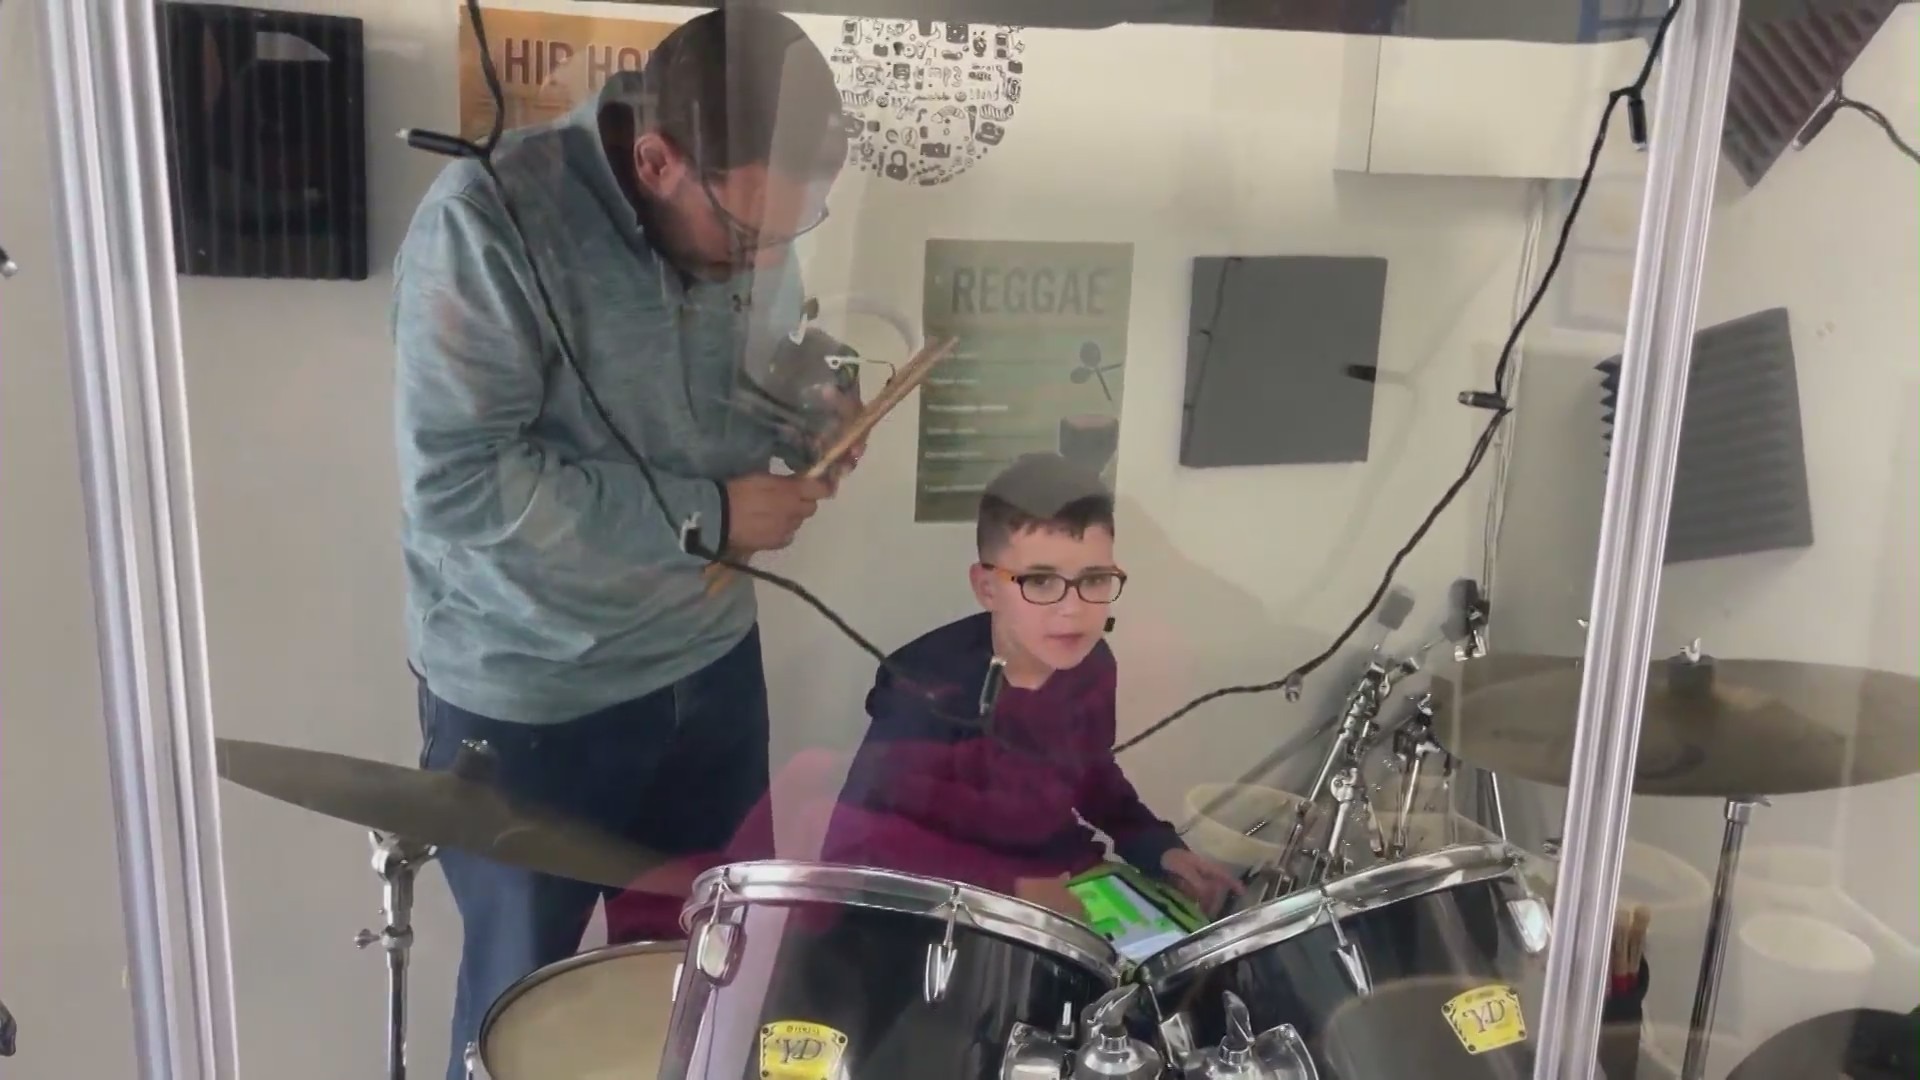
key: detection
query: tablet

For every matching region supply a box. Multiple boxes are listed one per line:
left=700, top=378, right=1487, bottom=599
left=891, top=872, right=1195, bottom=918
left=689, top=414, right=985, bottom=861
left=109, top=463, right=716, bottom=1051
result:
left=1066, top=863, right=1207, bottom=962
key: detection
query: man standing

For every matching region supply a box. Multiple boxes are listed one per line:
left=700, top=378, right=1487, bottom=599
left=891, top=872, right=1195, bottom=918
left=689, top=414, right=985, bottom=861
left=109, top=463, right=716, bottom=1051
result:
left=391, top=10, right=849, bottom=1074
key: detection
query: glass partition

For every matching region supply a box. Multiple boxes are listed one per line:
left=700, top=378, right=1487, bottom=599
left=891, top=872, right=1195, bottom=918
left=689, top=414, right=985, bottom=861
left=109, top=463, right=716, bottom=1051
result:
left=0, top=4, right=141, bottom=1078
left=1482, top=5, right=1919, bottom=1080
left=1624, top=6, right=1917, bottom=1076
left=34, top=1, right=1886, bottom=1079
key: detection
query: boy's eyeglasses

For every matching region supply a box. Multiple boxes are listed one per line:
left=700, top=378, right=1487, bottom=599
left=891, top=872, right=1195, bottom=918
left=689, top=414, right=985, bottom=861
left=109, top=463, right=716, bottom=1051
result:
left=984, top=565, right=1128, bottom=605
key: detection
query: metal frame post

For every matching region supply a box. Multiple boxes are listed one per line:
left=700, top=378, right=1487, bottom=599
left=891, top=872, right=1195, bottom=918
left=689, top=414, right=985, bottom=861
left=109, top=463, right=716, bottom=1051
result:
left=38, top=1, right=241, bottom=1078
left=1531, top=1, right=1742, bottom=1077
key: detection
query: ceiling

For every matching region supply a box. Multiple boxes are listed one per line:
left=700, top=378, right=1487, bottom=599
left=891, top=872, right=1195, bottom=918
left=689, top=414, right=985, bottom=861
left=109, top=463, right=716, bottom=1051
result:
left=570, top=0, right=1907, bottom=190
left=572, top=0, right=1906, bottom=43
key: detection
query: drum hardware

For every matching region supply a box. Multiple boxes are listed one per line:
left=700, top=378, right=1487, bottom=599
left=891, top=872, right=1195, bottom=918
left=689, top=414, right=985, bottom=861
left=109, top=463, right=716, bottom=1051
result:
left=1498, top=852, right=1553, bottom=956
left=1158, top=1013, right=1198, bottom=1073
left=1314, top=768, right=1382, bottom=887
left=1070, top=986, right=1162, bottom=1080
left=1679, top=793, right=1767, bottom=1080
left=924, top=884, right=971, bottom=1005
left=1387, top=693, right=1452, bottom=858
left=690, top=870, right=743, bottom=985
left=1001, top=1003, right=1079, bottom=1080
left=1448, top=578, right=1491, bottom=664
left=1186, top=992, right=1317, bottom=1080
left=1251, top=650, right=1401, bottom=840
left=462, top=1041, right=484, bottom=1080
left=1324, top=912, right=1372, bottom=998
left=352, top=830, right=436, bottom=1080
left=1249, top=649, right=1428, bottom=898
left=1477, top=770, right=1511, bottom=843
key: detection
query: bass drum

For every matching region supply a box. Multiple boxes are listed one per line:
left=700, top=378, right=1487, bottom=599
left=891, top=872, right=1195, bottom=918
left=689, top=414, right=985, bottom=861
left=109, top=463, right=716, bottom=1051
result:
left=1137, top=843, right=1552, bottom=1080
left=664, top=861, right=1124, bottom=1080
left=472, top=940, right=682, bottom=1079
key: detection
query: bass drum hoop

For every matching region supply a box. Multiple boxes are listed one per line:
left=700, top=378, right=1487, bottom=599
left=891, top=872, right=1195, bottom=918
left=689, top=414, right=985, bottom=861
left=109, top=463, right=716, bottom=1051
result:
left=1137, top=842, right=1523, bottom=991
left=683, top=860, right=1122, bottom=979
left=476, top=939, right=684, bottom=1072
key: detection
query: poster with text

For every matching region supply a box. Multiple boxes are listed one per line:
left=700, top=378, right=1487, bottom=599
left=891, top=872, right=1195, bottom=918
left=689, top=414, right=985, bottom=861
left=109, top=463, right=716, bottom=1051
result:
left=917, top=240, right=1134, bottom=523
left=457, top=7, right=679, bottom=142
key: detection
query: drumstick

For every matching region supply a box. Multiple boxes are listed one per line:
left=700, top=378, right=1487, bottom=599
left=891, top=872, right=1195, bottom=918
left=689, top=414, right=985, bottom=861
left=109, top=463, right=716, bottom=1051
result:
left=701, top=337, right=958, bottom=595
left=1610, top=903, right=1651, bottom=980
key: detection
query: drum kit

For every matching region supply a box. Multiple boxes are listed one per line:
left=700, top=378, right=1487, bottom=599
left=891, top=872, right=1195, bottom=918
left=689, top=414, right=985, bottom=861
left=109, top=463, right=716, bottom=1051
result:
left=215, top=638, right=1918, bottom=1080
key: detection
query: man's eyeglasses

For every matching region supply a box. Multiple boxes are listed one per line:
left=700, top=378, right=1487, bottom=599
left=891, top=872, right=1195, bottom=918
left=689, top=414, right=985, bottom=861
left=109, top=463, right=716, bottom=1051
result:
left=696, top=174, right=831, bottom=251
left=687, top=101, right=834, bottom=252
left=983, top=565, right=1128, bottom=605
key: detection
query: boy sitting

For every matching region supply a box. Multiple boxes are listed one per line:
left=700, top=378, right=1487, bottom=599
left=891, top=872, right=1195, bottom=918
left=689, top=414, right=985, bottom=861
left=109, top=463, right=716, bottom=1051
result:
left=823, top=453, right=1239, bottom=916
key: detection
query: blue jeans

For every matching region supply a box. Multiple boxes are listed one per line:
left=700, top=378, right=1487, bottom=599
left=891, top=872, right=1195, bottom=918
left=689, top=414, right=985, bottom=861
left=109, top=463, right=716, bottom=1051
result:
left=417, top=628, right=770, bottom=1080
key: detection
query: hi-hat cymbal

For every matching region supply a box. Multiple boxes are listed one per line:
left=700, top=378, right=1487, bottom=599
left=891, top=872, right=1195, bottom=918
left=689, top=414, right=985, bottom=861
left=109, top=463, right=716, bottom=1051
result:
left=216, top=738, right=664, bottom=889
left=1431, top=655, right=1920, bottom=797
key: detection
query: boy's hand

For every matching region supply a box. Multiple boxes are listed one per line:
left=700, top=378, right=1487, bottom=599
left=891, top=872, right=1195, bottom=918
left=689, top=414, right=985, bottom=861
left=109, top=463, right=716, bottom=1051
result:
left=1161, top=849, right=1243, bottom=914
left=1015, top=874, right=1085, bottom=920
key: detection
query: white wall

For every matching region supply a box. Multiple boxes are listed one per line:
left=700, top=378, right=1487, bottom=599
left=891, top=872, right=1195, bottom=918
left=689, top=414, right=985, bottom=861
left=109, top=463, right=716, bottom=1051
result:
left=0, top=2, right=139, bottom=1076
left=1, top=3, right=1676, bottom=1079
left=1495, top=9, right=1920, bottom=1073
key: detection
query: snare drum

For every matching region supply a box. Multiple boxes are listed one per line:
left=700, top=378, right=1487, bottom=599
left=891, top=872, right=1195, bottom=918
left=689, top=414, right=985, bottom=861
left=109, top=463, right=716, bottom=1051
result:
left=1137, top=843, right=1552, bottom=1079
left=470, top=940, right=681, bottom=1079
left=664, top=861, right=1124, bottom=1080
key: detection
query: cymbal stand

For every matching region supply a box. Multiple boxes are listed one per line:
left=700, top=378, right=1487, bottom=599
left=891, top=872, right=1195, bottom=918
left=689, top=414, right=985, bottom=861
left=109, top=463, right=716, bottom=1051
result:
left=1679, top=795, right=1767, bottom=1080
left=1388, top=693, right=1450, bottom=858
left=1312, top=767, right=1376, bottom=884
left=354, top=831, right=437, bottom=1080
left=1251, top=650, right=1419, bottom=898
left=1447, top=609, right=1512, bottom=847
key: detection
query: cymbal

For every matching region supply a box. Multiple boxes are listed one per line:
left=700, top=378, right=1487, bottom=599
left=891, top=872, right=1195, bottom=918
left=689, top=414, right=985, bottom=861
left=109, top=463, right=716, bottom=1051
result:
left=216, top=738, right=665, bottom=889
left=1431, top=655, right=1920, bottom=797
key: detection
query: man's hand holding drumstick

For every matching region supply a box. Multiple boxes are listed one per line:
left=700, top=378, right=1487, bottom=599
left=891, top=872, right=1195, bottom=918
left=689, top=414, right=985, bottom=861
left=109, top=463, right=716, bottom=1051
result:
left=704, top=338, right=957, bottom=593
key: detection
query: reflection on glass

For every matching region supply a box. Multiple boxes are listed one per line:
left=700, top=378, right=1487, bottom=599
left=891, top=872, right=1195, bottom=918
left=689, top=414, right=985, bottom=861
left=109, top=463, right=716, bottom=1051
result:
left=1059, top=413, right=1121, bottom=477
left=36, top=0, right=1918, bottom=1076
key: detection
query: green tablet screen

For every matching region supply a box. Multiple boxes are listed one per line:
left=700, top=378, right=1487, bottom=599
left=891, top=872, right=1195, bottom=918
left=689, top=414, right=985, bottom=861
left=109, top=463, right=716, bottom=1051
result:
left=1067, top=867, right=1198, bottom=961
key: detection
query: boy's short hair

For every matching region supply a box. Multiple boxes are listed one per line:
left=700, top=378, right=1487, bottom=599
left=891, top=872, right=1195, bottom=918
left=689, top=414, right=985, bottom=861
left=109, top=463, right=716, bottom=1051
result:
left=976, top=453, right=1116, bottom=558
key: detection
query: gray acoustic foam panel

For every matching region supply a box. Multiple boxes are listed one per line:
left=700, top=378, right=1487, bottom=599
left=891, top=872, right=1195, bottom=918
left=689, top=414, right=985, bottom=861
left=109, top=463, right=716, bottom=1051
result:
left=1597, top=307, right=1814, bottom=565
left=1179, top=256, right=1388, bottom=469
left=1722, top=0, right=1900, bottom=189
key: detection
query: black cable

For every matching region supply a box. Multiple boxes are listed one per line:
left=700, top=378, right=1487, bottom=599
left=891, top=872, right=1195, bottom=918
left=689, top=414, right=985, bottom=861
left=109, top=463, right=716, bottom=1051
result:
left=1116, top=0, right=1685, bottom=755
left=1829, top=90, right=1920, bottom=168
